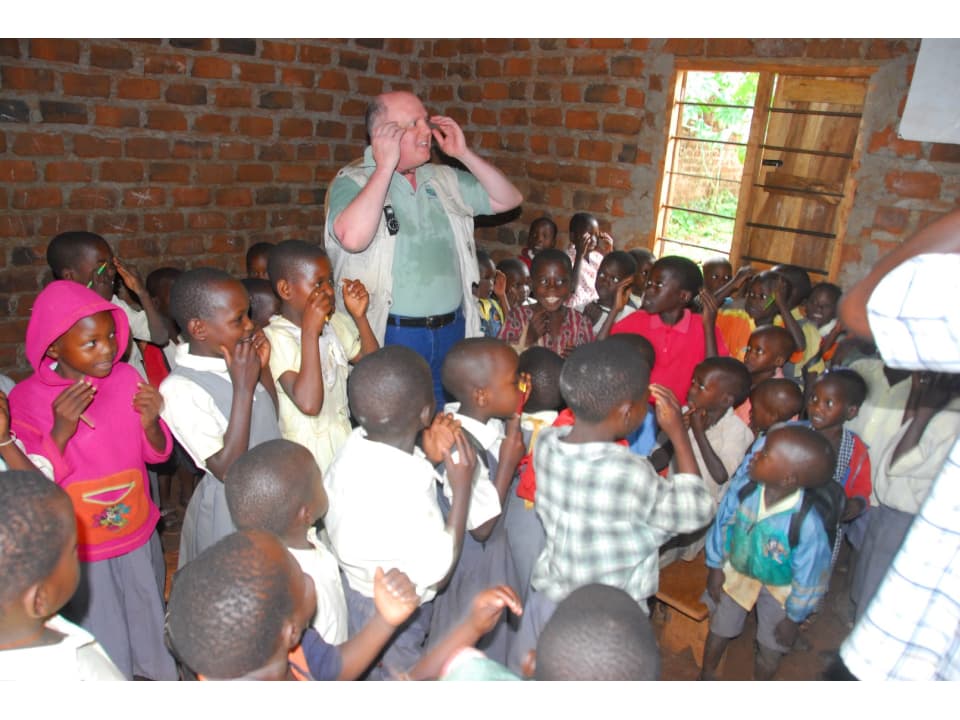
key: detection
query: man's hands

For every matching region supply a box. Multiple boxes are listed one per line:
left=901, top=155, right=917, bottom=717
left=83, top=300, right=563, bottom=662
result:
left=430, top=115, right=467, bottom=159
left=369, top=120, right=405, bottom=174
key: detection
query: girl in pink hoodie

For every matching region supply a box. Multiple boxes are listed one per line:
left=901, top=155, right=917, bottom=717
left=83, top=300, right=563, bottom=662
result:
left=8, top=281, right=176, bottom=680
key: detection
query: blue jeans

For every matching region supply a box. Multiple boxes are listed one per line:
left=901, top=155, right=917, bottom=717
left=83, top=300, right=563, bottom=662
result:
left=383, top=307, right=465, bottom=412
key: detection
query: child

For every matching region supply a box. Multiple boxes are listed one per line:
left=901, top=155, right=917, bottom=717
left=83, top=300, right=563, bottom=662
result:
left=747, top=378, right=805, bottom=438
left=46, top=231, right=170, bottom=380
left=803, top=282, right=844, bottom=366
left=1, top=378, right=53, bottom=475
left=701, top=424, right=836, bottom=680
left=144, top=266, right=182, bottom=372
left=474, top=249, right=509, bottom=338
left=805, top=369, right=872, bottom=532
left=245, top=241, right=273, bottom=280
left=582, top=250, right=638, bottom=334
left=322, top=345, right=477, bottom=679
left=565, top=212, right=604, bottom=310
left=609, top=255, right=728, bottom=405
left=224, top=439, right=347, bottom=644
left=8, top=281, right=176, bottom=680
left=263, top=240, right=378, bottom=473
left=159, top=268, right=281, bottom=568
left=771, top=264, right=823, bottom=377
left=240, top=277, right=280, bottom=331
left=626, top=248, right=656, bottom=310
left=428, top=337, right=528, bottom=662
left=519, top=216, right=558, bottom=270
left=164, top=529, right=420, bottom=680
left=702, top=257, right=733, bottom=297
left=497, top=257, right=532, bottom=309
left=509, top=338, right=715, bottom=671
left=499, top=249, right=594, bottom=357
left=0, top=470, right=125, bottom=680
left=734, top=325, right=796, bottom=427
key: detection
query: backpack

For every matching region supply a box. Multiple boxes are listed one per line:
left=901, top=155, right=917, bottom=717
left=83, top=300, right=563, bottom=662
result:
left=737, top=479, right=846, bottom=549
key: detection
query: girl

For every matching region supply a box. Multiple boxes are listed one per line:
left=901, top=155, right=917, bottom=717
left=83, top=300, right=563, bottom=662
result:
left=8, top=280, right=176, bottom=680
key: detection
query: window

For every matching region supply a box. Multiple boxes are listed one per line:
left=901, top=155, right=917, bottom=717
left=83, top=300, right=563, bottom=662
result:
left=655, top=66, right=872, bottom=282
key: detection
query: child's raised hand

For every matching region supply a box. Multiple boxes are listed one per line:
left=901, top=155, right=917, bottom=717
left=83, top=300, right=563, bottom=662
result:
left=421, top=412, right=461, bottom=464
left=498, top=414, right=526, bottom=474
left=113, top=257, right=145, bottom=296
left=443, top=429, right=477, bottom=495
left=706, top=566, right=725, bottom=604
left=222, top=336, right=262, bottom=392
left=773, top=275, right=793, bottom=311
left=468, top=585, right=523, bottom=637
left=51, top=380, right=96, bottom=446
left=733, top=265, right=755, bottom=287
left=699, top=287, right=719, bottom=321
left=342, top=278, right=370, bottom=320
left=612, top=277, right=633, bottom=314
left=132, top=382, right=164, bottom=429
left=373, top=567, right=421, bottom=628
left=492, top=270, right=507, bottom=300
left=302, top=288, right=333, bottom=337
left=598, top=231, right=615, bottom=255
left=649, top=384, right=685, bottom=438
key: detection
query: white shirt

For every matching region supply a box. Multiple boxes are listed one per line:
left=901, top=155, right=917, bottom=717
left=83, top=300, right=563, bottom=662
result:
left=323, top=427, right=455, bottom=602
left=0, top=614, right=125, bottom=681
left=443, top=404, right=503, bottom=531
left=112, top=294, right=150, bottom=379
left=288, top=527, right=349, bottom=645
left=676, top=406, right=755, bottom=502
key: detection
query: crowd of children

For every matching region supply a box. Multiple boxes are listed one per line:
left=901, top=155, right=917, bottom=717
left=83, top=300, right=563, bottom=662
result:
left=1, top=214, right=957, bottom=684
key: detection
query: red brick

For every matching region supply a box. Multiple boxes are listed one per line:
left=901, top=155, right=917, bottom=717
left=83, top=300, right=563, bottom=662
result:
left=215, top=87, right=252, bottom=108
left=530, top=135, right=550, bottom=155
left=45, top=161, right=91, bottom=182
left=868, top=125, right=922, bottom=157
left=315, top=121, right=347, bottom=140
left=280, top=118, right=313, bottom=138
left=188, top=212, right=228, bottom=229
left=357, top=76, right=383, bottom=96
left=29, top=39, right=79, bottom=63
left=94, top=105, right=140, bottom=128
left=0, top=160, right=36, bottom=182
left=118, top=78, right=162, bottom=100
left=565, top=110, right=599, bottom=131
left=706, top=39, right=755, bottom=57
left=262, top=41, right=296, bottom=61
left=236, top=164, right=274, bottom=182
left=149, top=163, right=190, bottom=183
left=578, top=140, right=614, bottom=162
left=167, top=236, right=205, bottom=256
left=278, top=165, right=313, bottom=183
left=866, top=39, right=914, bottom=60
left=194, top=114, right=232, bottom=133
left=282, top=68, right=313, bottom=87
left=482, top=83, right=508, bottom=100
left=626, top=88, right=646, bottom=109
left=259, top=91, right=293, bottom=110
left=206, top=234, right=244, bottom=254
left=560, top=83, right=581, bottom=103
left=585, top=84, right=620, bottom=103
left=117, top=237, right=163, bottom=259
left=93, top=214, right=140, bottom=235
left=596, top=167, right=631, bottom=189
left=238, top=62, right=276, bottom=83
left=147, top=110, right=188, bottom=131
left=197, top=164, right=235, bottom=184
left=376, top=57, right=403, bottom=76
left=873, top=206, right=911, bottom=234
left=69, top=187, right=116, bottom=209
left=806, top=39, right=864, bottom=60
left=299, top=44, right=333, bottom=64
left=0, top=215, right=36, bottom=237
left=13, top=133, right=64, bottom=156
left=1, top=66, right=54, bottom=91
left=663, top=39, right=704, bottom=55
left=144, top=53, right=188, bottom=74
left=339, top=50, right=369, bottom=72
left=62, top=73, right=111, bottom=98
left=238, top=116, right=273, bottom=136
left=931, top=143, right=960, bottom=163
left=531, top=108, right=563, bottom=127
left=90, top=44, right=133, bottom=69
left=472, top=107, right=497, bottom=125
left=0, top=39, right=22, bottom=58
left=318, top=70, right=350, bottom=91
left=193, top=56, right=233, bottom=79
left=166, top=83, right=207, bottom=105
left=172, top=140, right=213, bottom=160
left=230, top=210, right=266, bottom=230
left=172, top=187, right=211, bottom=206
left=216, top=188, right=254, bottom=207
left=100, top=160, right=144, bottom=182
left=476, top=58, right=500, bottom=78
left=573, top=55, right=608, bottom=75
left=219, top=141, right=255, bottom=160
left=502, top=58, right=532, bottom=76
left=126, top=137, right=170, bottom=159
left=304, top=92, right=334, bottom=112
left=536, top=58, right=566, bottom=76
left=603, top=113, right=642, bottom=135
left=555, top=137, right=575, bottom=158
left=0, top=320, right=30, bottom=344
left=611, top=56, right=645, bottom=77
left=73, top=134, right=121, bottom=158
left=143, top=213, right=185, bottom=233
left=885, top=171, right=941, bottom=199
left=122, top=188, right=166, bottom=208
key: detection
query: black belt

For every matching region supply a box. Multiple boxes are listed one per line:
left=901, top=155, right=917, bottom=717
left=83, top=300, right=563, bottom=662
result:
left=387, top=312, right=457, bottom=329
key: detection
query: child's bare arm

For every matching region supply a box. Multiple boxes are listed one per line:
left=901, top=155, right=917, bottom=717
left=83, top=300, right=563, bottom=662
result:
left=700, top=289, right=720, bottom=358
left=113, top=258, right=170, bottom=346
left=594, top=278, right=632, bottom=341
left=336, top=567, right=420, bottom=680
left=492, top=270, right=510, bottom=316
left=0, top=392, right=40, bottom=472
left=406, top=585, right=523, bottom=680
left=342, top=279, right=380, bottom=359
left=280, top=290, right=331, bottom=416
left=773, top=276, right=806, bottom=353
left=437, top=431, right=476, bottom=591
left=689, top=409, right=729, bottom=485
left=713, top=266, right=754, bottom=301
left=651, top=384, right=699, bottom=476
left=132, top=382, right=168, bottom=453
left=470, top=415, right=525, bottom=543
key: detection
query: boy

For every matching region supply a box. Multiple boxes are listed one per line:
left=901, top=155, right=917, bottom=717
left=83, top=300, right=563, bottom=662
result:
left=565, top=212, right=604, bottom=310
left=0, top=470, right=124, bottom=680
left=802, top=282, right=844, bottom=369
left=428, top=338, right=528, bottom=661
left=263, top=240, right=378, bottom=472
left=164, top=529, right=420, bottom=680
left=225, top=439, right=348, bottom=644
left=240, top=277, right=280, bottom=331
left=734, top=325, right=797, bottom=427
left=771, top=264, right=822, bottom=377
left=509, top=338, right=715, bottom=671
left=46, top=231, right=170, bottom=380
left=474, top=249, right=509, bottom=338
left=497, top=257, right=532, bottom=310
left=582, top=250, right=638, bottom=334
left=322, top=345, right=477, bottom=679
left=626, top=248, right=656, bottom=310
left=245, top=241, right=273, bottom=280
left=609, top=255, right=728, bottom=405
left=520, top=216, right=558, bottom=270
left=748, top=378, right=805, bottom=437
left=159, top=268, right=281, bottom=567
left=144, top=266, right=182, bottom=371
left=701, top=424, right=837, bottom=680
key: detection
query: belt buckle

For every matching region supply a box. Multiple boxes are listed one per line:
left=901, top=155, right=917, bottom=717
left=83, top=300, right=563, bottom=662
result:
left=425, top=314, right=444, bottom=329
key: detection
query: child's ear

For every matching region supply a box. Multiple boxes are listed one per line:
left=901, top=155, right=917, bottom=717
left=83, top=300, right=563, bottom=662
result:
left=60, top=267, right=78, bottom=282
left=280, top=618, right=301, bottom=653
left=276, top=278, right=291, bottom=301
left=24, top=580, right=52, bottom=619
left=679, top=289, right=693, bottom=305
left=45, top=340, right=61, bottom=361
left=187, top=318, right=206, bottom=341
left=474, top=386, right=488, bottom=409
left=845, top=404, right=860, bottom=421
left=418, top=403, right=433, bottom=429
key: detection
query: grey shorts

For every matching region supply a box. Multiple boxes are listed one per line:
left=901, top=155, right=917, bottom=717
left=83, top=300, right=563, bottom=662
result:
left=702, top=586, right=791, bottom=654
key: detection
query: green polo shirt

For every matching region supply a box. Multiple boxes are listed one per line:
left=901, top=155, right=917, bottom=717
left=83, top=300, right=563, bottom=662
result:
left=327, top=147, right=492, bottom=317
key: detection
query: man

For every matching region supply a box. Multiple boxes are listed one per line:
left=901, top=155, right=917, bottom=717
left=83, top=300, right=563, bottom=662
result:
left=325, top=91, right=523, bottom=406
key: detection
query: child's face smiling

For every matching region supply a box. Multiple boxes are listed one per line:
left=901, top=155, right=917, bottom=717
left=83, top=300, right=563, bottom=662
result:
left=71, top=240, right=117, bottom=301
left=745, top=278, right=778, bottom=322
left=199, top=281, right=255, bottom=356
left=532, top=260, right=571, bottom=312
left=527, top=222, right=557, bottom=256
left=641, top=266, right=688, bottom=315
left=49, top=311, right=118, bottom=380
left=474, top=258, right=496, bottom=299
left=703, top=262, right=732, bottom=295
left=807, top=378, right=852, bottom=431
left=687, top=367, right=729, bottom=412
left=804, top=287, right=838, bottom=328
left=286, top=257, right=334, bottom=317
left=503, top=266, right=530, bottom=308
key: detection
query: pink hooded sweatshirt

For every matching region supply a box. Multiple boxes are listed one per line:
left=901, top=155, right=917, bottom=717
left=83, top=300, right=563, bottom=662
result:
left=9, top=281, right=172, bottom=562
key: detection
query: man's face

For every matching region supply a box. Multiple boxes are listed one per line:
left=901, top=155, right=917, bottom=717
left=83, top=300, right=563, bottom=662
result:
left=380, top=92, right=432, bottom=174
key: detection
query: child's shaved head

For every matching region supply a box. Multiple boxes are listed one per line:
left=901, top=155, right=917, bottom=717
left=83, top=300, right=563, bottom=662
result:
left=535, top=584, right=660, bottom=680
left=560, top=339, right=650, bottom=422
left=765, top=424, right=837, bottom=488
left=441, top=337, right=511, bottom=402
left=225, top=440, right=321, bottom=538
left=348, top=345, right=434, bottom=433
left=517, top=346, right=565, bottom=413
left=751, top=378, right=804, bottom=428
left=699, top=356, right=752, bottom=407
left=816, top=368, right=867, bottom=408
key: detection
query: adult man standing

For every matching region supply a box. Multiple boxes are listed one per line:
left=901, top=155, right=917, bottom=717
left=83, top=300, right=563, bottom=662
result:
left=325, top=91, right=523, bottom=406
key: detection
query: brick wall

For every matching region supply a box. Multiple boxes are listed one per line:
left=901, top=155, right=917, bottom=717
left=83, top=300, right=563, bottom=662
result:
left=2, top=38, right=959, bottom=377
